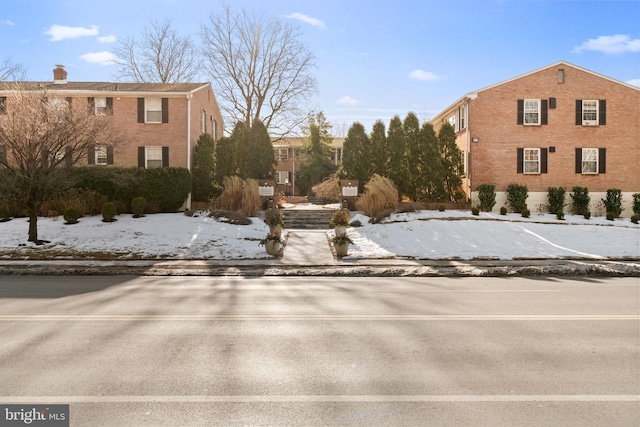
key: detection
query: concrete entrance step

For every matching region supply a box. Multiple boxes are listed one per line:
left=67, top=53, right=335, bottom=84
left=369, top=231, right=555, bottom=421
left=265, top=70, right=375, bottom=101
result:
left=283, top=209, right=334, bottom=230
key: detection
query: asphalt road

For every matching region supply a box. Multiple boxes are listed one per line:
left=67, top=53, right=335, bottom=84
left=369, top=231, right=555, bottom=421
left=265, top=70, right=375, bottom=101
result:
left=0, top=275, right=638, bottom=426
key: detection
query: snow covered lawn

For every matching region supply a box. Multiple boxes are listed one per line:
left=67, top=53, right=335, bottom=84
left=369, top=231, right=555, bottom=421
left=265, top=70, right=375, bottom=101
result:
left=0, top=209, right=638, bottom=260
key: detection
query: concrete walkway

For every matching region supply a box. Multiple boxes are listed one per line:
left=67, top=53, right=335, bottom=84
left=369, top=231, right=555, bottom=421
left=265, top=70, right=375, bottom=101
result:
left=281, top=230, right=336, bottom=265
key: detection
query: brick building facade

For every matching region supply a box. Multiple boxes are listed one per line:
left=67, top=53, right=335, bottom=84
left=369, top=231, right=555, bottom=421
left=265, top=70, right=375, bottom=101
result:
left=0, top=65, right=223, bottom=171
left=429, top=61, right=640, bottom=216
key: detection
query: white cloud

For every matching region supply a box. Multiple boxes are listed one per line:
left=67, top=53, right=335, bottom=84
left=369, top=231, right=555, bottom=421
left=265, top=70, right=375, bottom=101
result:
left=337, top=96, right=360, bottom=106
left=44, top=24, right=99, bottom=41
left=284, top=13, right=326, bottom=29
left=98, top=35, right=116, bottom=43
left=573, top=34, right=640, bottom=54
left=80, top=51, right=117, bottom=66
left=409, top=69, right=442, bottom=81
left=627, top=78, right=640, bottom=87
left=2, top=20, right=15, bottom=26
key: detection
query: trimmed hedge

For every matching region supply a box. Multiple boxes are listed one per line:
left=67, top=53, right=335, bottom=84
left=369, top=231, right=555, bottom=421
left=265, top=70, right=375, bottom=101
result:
left=68, top=167, right=190, bottom=213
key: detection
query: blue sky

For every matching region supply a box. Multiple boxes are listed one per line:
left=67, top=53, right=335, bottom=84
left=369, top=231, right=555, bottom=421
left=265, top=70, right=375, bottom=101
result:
left=1, top=0, right=639, bottom=133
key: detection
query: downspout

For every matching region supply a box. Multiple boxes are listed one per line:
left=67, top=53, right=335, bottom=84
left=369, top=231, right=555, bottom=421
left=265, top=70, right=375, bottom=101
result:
left=186, top=93, right=193, bottom=210
left=465, top=100, right=471, bottom=201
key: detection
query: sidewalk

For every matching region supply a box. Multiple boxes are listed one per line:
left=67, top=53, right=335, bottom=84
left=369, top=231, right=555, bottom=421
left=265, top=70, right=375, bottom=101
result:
left=281, top=230, right=336, bottom=265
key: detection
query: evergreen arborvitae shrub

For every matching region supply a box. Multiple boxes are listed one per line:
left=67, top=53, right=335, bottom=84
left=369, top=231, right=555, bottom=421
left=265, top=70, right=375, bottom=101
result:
left=63, top=208, right=79, bottom=224
left=506, top=183, right=528, bottom=213
left=547, top=187, right=566, bottom=214
left=477, top=184, right=496, bottom=212
left=0, top=205, right=11, bottom=222
left=602, top=189, right=623, bottom=218
left=101, top=202, right=117, bottom=222
left=570, top=187, right=590, bottom=216
left=500, top=206, right=508, bottom=215
left=632, top=193, right=640, bottom=217
left=471, top=206, right=480, bottom=215
left=521, top=207, right=531, bottom=218
left=131, top=197, right=147, bottom=218
left=584, top=211, right=591, bottom=220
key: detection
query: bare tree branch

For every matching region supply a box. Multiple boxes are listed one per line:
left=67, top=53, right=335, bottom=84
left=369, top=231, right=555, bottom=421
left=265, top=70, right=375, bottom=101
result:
left=0, top=58, right=26, bottom=82
left=0, top=85, right=124, bottom=242
left=112, top=19, right=201, bottom=83
left=200, top=5, right=317, bottom=137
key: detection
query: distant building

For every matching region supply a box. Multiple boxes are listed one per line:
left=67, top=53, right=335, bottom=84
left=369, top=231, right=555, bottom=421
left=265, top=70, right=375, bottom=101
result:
left=429, top=61, right=640, bottom=215
left=272, top=137, right=344, bottom=196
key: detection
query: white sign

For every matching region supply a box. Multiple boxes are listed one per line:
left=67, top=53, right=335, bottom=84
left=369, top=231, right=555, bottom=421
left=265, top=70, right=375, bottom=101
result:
left=259, top=186, right=274, bottom=196
left=342, top=186, right=358, bottom=197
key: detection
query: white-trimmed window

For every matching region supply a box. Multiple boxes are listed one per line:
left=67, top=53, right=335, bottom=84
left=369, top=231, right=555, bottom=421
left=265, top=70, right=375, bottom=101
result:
left=276, top=171, right=289, bottom=185
left=277, top=148, right=289, bottom=161
left=95, top=146, right=108, bottom=165
left=200, top=109, right=207, bottom=133
left=581, top=148, right=598, bottom=174
left=95, top=98, right=108, bottom=115
left=524, top=99, right=541, bottom=125
left=146, top=98, right=162, bottom=123
left=146, top=147, right=163, bottom=168
left=582, top=100, right=598, bottom=125
left=523, top=148, right=540, bottom=174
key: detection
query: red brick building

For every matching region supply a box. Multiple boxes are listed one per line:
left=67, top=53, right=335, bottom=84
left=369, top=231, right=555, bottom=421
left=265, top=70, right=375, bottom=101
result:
left=430, top=61, right=640, bottom=216
left=0, top=65, right=223, bottom=170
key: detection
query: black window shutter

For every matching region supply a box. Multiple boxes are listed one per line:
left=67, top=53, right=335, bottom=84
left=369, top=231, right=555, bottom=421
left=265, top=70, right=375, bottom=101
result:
left=138, top=147, right=145, bottom=167
left=541, top=99, right=548, bottom=125
left=137, top=98, right=145, bottom=123
left=162, top=98, right=169, bottom=123
left=87, top=97, right=95, bottom=115
left=598, top=148, right=606, bottom=173
left=517, top=100, right=524, bottom=125
left=599, top=100, right=606, bottom=125
left=106, top=146, right=114, bottom=165
left=65, top=146, right=73, bottom=167
left=162, top=147, right=169, bottom=167
left=106, top=97, right=113, bottom=115
left=575, top=148, right=582, bottom=173
left=517, top=148, right=524, bottom=173
left=549, top=97, right=556, bottom=109
left=540, top=148, right=548, bottom=173
left=575, top=100, right=582, bottom=125
left=88, top=145, right=95, bottom=164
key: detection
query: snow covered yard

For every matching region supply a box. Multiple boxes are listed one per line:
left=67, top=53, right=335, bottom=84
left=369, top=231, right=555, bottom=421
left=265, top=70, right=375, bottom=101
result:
left=0, top=209, right=638, bottom=261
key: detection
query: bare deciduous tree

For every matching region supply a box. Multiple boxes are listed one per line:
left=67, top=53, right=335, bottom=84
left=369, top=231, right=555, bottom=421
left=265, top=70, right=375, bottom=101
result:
left=0, top=57, right=26, bottom=81
left=0, top=86, right=123, bottom=242
left=112, top=19, right=201, bottom=83
left=200, top=5, right=317, bottom=137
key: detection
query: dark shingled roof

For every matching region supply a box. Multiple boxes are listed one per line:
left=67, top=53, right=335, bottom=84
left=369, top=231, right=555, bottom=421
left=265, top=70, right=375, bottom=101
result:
left=0, top=81, right=210, bottom=93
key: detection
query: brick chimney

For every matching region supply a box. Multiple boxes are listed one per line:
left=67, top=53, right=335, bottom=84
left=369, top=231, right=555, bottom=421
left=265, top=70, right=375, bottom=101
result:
left=53, top=64, right=67, bottom=84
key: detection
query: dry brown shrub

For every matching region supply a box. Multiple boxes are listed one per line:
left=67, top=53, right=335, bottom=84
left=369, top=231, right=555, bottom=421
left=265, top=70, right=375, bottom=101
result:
left=312, top=175, right=341, bottom=200
left=355, top=174, right=399, bottom=217
left=241, top=178, right=261, bottom=217
left=219, top=176, right=243, bottom=212
left=41, top=188, right=107, bottom=217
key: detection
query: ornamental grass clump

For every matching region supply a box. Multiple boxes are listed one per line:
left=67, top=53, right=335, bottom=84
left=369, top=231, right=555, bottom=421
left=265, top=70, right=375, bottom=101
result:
left=355, top=174, right=398, bottom=218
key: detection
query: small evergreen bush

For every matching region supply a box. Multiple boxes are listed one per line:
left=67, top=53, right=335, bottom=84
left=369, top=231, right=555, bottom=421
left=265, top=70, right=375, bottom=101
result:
left=631, top=214, right=639, bottom=224
left=521, top=207, right=531, bottom=218
left=632, top=193, right=640, bottom=217
left=101, top=202, right=117, bottom=222
left=63, top=208, right=79, bottom=224
left=570, top=187, right=590, bottom=215
left=477, top=184, right=496, bottom=212
left=506, top=183, right=528, bottom=213
left=471, top=206, right=480, bottom=216
left=500, top=206, right=507, bottom=215
left=438, top=204, right=445, bottom=212
left=584, top=211, right=591, bottom=220
left=131, top=197, right=147, bottom=218
left=556, top=210, right=564, bottom=220
left=602, top=189, right=623, bottom=218
left=606, top=211, right=616, bottom=221
left=547, top=187, right=566, bottom=214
